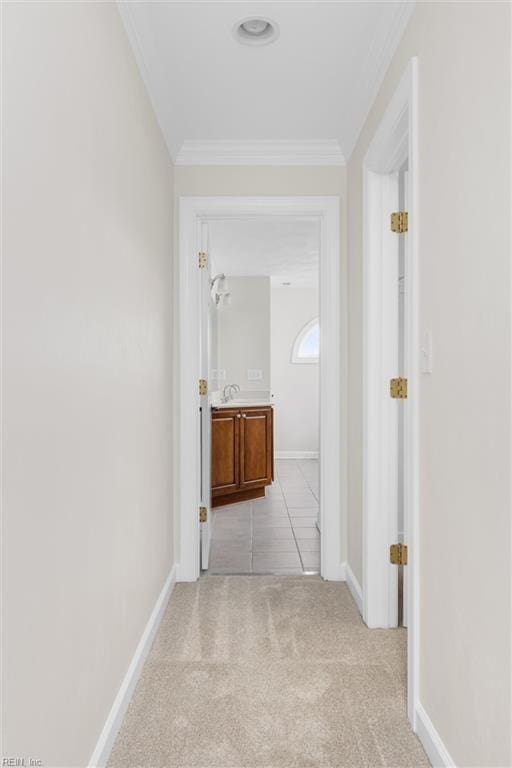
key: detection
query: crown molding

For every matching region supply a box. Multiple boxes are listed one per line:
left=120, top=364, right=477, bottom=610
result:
left=117, top=1, right=176, bottom=160
left=174, top=140, right=345, bottom=166
left=345, top=0, right=416, bottom=157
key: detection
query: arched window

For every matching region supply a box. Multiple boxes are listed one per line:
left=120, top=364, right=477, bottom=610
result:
left=291, top=318, right=319, bottom=364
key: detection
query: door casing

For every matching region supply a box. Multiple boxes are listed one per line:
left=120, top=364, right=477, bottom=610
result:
left=362, top=59, right=419, bottom=727
left=175, top=196, right=345, bottom=582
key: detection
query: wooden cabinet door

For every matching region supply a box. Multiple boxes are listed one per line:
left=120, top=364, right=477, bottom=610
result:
left=239, top=408, right=273, bottom=490
left=211, top=410, right=240, bottom=497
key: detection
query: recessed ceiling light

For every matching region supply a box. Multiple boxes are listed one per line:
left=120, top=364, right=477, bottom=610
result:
left=281, top=281, right=291, bottom=286
left=233, top=17, right=279, bottom=47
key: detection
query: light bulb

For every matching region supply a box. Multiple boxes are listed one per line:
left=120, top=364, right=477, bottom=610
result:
left=241, top=19, right=269, bottom=36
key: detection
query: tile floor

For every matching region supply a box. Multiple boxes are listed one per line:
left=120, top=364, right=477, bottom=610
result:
left=208, top=459, right=320, bottom=575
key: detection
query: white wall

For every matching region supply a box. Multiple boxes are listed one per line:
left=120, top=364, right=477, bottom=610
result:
left=208, top=291, right=219, bottom=390
left=217, top=276, right=270, bottom=391
left=2, top=4, right=174, bottom=766
left=347, top=2, right=511, bottom=764
left=271, top=284, right=319, bottom=455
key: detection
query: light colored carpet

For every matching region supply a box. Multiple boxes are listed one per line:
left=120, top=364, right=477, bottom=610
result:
left=108, top=576, right=429, bottom=768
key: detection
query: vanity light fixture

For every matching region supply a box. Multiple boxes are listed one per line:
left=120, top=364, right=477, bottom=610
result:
left=210, top=273, right=226, bottom=289
left=210, top=273, right=231, bottom=308
left=233, top=17, right=280, bottom=46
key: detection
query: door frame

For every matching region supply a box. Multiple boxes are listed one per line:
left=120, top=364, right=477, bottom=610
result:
left=175, top=195, right=345, bottom=582
left=198, top=219, right=212, bottom=569
left=362, top=59, right=419, bottom=725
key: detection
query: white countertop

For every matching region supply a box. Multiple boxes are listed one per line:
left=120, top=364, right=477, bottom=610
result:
left=212, top=399, right=274, bottom=410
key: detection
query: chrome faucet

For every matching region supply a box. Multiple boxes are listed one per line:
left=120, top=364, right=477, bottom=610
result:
left=222, top=383, right=240, bottom=403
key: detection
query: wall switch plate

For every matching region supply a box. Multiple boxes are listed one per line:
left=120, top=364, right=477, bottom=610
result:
left=247, top=369, right=263, bottom=381
left=421, top=331, right=433, bottom=374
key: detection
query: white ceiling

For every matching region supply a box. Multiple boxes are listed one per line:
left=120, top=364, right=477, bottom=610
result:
left=118, top=1, right=415, bottom=161
left=208, top=217, right=319, bottom=285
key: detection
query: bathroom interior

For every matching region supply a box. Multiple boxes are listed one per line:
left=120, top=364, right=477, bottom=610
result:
left=206, top=216, right=321, bottom=575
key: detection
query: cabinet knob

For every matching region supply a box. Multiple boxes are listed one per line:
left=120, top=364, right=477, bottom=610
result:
left=236, top=414, right=241, bottom=419
left=242, top=413, right=247, bottom=418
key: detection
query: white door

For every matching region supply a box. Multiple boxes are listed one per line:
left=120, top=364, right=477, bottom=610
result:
left=388, top=167, right=410, bottom=629
left=199, top=220, right=212, bottom=570
left=400, top=168, right=409, bottom=627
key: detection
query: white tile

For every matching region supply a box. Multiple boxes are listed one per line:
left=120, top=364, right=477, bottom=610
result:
left=285, top=507, right=318, bottom=516
left=209, top=552, right=252, bottom=571
left=266, top=485, right=284, bottom=496
left=252, top=510, right=289, bottom=520
left=212, top=529, right=251, bottom=542
left=210, top=542, right=251, bottom=558
left=297, top=539, right=320, bottom=552
left=213, top=503, right=251, bottom=516
left=252, top=551, right=302, bottom=571
left=290, top=517, right=318, bottom=528
left=301, top=553, right=321, bottom=569
left=252, top=499, right=287, bottom=512
left=285, top=495, right=318, bottom=509
left=252, top=539, right=299, bottom=553
left=253, top=527, right=295, bottom=541
left=253, top=519, right=293, bottom=529
left=212, top=524, right=251, bottom=535
left=281, top=486, right=311, bottom=496
left=293, top=527, right=320, bottom=539
left=213, top=516, right=251, bottom=528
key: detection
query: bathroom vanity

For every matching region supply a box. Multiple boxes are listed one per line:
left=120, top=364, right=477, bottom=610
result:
left=211, top=404, right=274, bottom=507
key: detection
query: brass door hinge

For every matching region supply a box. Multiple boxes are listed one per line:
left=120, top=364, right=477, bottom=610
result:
left=199, top=506, right=207, bottom=523
left=390, top=377, right=408, bottom=399
left=199, top=378, right=208, bottom=396
left=390, top=211, right=408, bottom=234
left=198, top=251, right=208, bottom=268
left=390, top=543, right=408, bottom=566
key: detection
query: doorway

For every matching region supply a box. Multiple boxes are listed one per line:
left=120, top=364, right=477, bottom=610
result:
left=362, top=58, right=418, bottom=726
left=205, top=216, right=321, bottom=574
left=176, top=196, right=344, bottom=583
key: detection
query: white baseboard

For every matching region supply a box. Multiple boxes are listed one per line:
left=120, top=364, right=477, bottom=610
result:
left=175, top=562, right=197, bottom=582
left=322, top=560, right=346, bottom=581
left=275, top=451, right=319, bottom=460
left=415, top=702, right=455, bottom=767
left=89, top=565, right=177, bottom=768
left=345, top=562, right=363, bottom=616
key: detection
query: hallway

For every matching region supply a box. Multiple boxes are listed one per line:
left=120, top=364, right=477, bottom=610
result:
left=4, top=3, right=511, bottom=766
left=108, top=577, right=428, bottom=767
